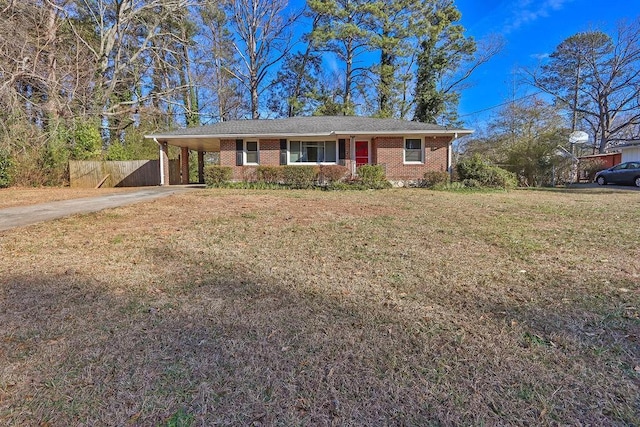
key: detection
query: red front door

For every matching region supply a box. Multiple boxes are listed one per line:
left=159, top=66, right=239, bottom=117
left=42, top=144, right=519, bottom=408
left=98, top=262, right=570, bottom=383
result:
left=355, top=141, right=369, bottom=167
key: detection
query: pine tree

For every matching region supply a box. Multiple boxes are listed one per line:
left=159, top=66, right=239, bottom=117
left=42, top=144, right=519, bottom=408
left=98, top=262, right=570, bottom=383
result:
left=413, top=1, right=475, bottom=125
left=308, top=0, right=375, bottom=115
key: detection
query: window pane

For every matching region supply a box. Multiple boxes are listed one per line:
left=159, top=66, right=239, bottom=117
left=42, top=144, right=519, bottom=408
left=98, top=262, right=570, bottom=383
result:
left=405, top=139, right=422, bottom=162
left=290, top=141, right=300, bottom=163
left=246, top=141, right=258, bottom=163
left=324, top=141, right=336, bottom=162
left=406, top=139, right=421, bottom=150
left=289, top=141, right=338, bottom=163
left=306, top=145, right=318, bottom=162
left=405, top=150, right=421, bottom=162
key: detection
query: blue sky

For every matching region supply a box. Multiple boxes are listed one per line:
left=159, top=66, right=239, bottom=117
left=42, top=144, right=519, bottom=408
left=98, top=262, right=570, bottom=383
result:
left=455, top=0, right=637, bottom=128
left=285, top=0, right=635, bottom=126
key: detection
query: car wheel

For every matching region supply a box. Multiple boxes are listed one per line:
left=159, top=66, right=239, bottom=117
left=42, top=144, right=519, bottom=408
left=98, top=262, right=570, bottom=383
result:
left=635, top=176, right=640, bottom=188
left=596, top=176, right=606, bottom=185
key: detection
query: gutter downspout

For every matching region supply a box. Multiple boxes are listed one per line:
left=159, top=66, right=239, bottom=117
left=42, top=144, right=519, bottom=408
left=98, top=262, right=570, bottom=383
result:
left=154, top=138, right=164, bottom=186
left=449, top=132, right=457, bottom=180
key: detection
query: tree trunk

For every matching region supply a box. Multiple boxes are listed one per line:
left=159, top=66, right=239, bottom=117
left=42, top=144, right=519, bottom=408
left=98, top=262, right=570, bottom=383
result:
left=44, top=1, right=59, bottom=129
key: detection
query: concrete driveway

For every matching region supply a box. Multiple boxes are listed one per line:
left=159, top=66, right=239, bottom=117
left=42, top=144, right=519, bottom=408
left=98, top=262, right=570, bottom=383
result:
left=0, top=186, right=202, bottom=232
left=567, top=182, right=640, bottom=191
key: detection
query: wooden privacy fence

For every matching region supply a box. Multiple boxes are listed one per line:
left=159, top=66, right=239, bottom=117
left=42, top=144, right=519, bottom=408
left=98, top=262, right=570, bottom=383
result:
left=69, top=160, right=180, bottom=188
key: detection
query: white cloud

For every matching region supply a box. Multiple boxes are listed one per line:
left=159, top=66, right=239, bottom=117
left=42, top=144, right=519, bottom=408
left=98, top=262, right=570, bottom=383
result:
left=503, top=0, right=573, bottom=33
left=530, top=52, right=550, bottom=61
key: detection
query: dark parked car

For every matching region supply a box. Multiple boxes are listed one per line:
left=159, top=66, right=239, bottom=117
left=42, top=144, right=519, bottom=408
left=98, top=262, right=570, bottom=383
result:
left=594, top=161, right=640, bottom=187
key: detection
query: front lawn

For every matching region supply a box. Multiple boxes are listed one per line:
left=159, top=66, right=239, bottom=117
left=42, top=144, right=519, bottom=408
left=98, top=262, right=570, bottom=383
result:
left=1, top=188, right=638, bottom=425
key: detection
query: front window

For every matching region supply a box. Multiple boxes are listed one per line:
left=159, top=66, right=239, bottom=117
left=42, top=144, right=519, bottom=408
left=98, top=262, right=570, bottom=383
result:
left=245, top=141, right=259, bottom=164
left=404, top=138, right=423, bottom=163
left=289, top=141, right=337, bottom=164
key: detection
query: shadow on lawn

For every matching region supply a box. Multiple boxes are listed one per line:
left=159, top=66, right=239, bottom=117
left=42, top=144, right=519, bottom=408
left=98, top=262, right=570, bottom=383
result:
left=1, top=258, right=638, bottom=426
left=0, top=269, right=452, bottom=426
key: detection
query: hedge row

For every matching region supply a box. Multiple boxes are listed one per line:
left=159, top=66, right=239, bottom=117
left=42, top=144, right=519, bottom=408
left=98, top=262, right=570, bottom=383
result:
left=204, top=164, right=391, bottom=190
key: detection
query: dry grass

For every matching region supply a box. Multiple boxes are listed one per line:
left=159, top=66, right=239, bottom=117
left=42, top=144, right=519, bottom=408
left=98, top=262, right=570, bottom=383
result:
left=0, top=187, right=135, bottom=209
left=0, top=187, right=638, bottom=426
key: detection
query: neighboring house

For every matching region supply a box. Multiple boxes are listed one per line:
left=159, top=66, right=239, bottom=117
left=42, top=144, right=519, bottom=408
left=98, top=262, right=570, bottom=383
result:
left=145, top=116, right=472, bottom=185
left=619, top=141, right=640, bottom=162
left=577, top=152, right=622, bottom=181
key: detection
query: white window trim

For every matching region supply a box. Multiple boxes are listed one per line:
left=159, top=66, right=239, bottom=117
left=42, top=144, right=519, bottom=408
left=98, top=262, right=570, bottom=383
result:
left=404, top=137, right=424, bottom=164
left=287, top=139, right=338, bottom=165
left=244, top=140, right=259, bottom=165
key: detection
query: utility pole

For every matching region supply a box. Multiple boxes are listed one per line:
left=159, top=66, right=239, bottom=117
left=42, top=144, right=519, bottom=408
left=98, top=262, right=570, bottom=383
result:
left=570, top=61, right=581, bottom=182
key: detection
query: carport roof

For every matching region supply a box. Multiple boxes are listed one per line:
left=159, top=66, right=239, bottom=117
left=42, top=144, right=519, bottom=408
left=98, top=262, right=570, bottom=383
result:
left=146, top=115, right=472, bottom=140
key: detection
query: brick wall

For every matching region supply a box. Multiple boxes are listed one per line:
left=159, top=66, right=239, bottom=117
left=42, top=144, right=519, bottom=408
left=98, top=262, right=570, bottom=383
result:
left=219, top=139, right=238, bottom=179
left=258, top=139, right=280, bottom=165
left=220, top=136, right=451, bottom=181
left=221, top=138, right=281, bottom=180
left=374, top=136, right=450, bottom=180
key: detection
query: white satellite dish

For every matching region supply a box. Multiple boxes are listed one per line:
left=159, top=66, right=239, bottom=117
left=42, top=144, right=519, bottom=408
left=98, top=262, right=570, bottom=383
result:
left=569, top=131, right=589, bottom=144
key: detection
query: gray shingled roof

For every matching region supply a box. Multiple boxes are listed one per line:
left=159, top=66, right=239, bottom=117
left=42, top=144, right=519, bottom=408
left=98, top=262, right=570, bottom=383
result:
left=147, top=116, right=471, bottom=138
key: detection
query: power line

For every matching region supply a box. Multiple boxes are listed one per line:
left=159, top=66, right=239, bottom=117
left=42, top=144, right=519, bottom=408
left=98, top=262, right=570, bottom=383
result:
left=459, top=91, right=543, bottom=118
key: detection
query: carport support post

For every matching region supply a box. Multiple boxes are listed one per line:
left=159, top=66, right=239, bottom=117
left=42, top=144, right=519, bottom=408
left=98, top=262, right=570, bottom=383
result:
left=198, top=151, right=205, bottom=184
left=181, top=147, right=189, bottom=185
left=158, top=140, right=170, bottom=186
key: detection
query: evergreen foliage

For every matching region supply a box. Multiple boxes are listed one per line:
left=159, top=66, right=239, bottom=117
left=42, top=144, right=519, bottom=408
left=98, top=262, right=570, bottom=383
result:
left=413, top=1, right=476, bottom=125
left=456, top=154, right=517, bottom=189
left=0, top=149, right=13, bottom=188
left=356, top=164, right=392, bottom=188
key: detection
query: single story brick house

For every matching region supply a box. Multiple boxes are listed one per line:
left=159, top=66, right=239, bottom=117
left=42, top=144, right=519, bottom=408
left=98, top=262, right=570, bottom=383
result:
left=145, top=116, right=472, bottom=185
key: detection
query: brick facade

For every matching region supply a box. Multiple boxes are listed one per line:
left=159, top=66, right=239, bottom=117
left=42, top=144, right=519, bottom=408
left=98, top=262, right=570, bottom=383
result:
left=373, top=136, right=450, bottom=180
left=221, top=138, right=282, bottom=180
left=220, top=136, right=451, bottom=181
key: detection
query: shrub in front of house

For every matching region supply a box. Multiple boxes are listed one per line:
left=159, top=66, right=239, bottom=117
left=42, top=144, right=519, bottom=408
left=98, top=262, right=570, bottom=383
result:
left=242, top=166, right=258, bottom=182
left=281, top=165, right=318, bottom=189
left=318, top=165, right=348, bottom=184
left=204, top=165, right=232, bottom=186
left=326, top=179, right=370, bottom=191
left=421, top=171, right=450, bottom=188
left=256, top=166, right=283, bottom=183
left=456, top=154, right=517, bottom=189
left=356, top=165, right=392, bottom=189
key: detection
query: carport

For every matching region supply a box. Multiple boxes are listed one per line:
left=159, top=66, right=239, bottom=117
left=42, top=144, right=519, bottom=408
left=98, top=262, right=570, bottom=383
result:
left=147, top=135, right=221, bottom=186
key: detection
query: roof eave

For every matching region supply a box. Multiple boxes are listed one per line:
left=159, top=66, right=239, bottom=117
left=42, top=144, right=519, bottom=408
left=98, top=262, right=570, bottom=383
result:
left=145, top=129, right=473, bottom=140
left=335, top=130, right=473, bottom=136
left=145, top=132, right=335, bottom=139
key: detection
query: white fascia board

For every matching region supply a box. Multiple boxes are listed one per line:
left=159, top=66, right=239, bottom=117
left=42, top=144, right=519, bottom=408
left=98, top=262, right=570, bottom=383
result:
left=332, top=130, right=474, bottom=136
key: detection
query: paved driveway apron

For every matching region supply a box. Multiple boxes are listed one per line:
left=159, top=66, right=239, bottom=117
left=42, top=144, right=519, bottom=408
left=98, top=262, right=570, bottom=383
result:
left=0, top=186, right=197, bottom=232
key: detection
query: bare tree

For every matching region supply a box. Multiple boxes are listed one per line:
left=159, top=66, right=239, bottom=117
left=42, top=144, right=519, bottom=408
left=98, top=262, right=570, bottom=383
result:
left=66, top=0, right=196, bottom=118
left=528, top=19, right=640, bottom=152
left=198, top=0, right=246, bottom=122
left=224, top=0, right=301, bottom=119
